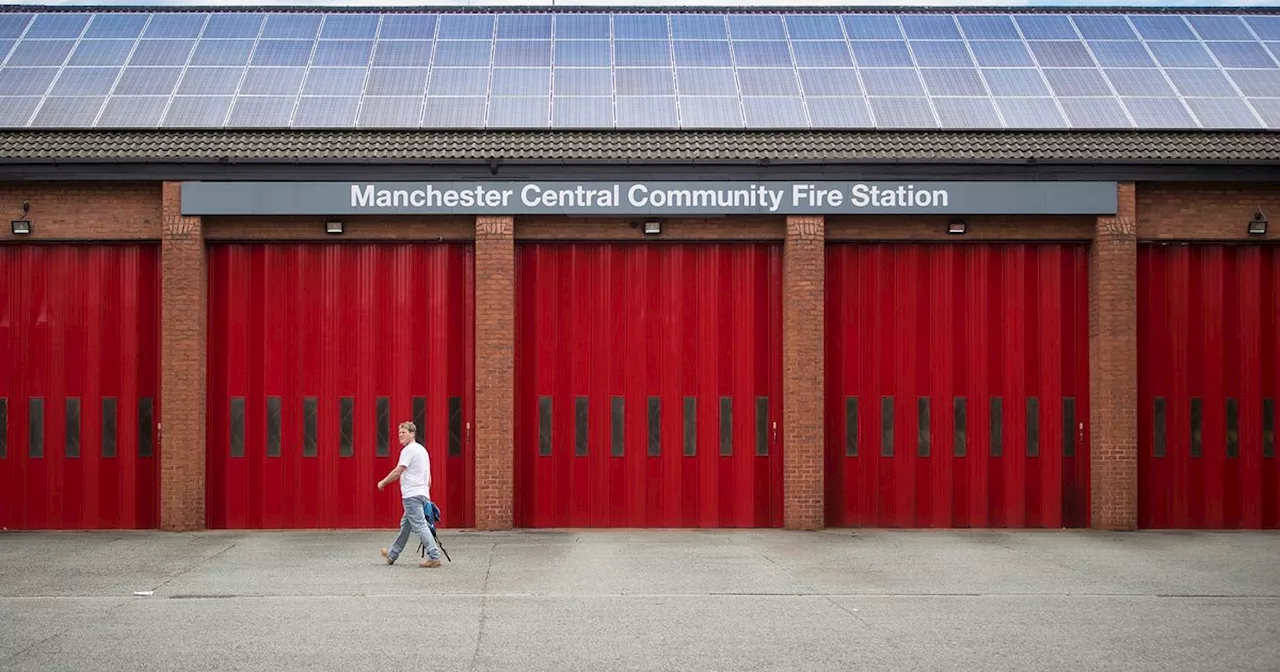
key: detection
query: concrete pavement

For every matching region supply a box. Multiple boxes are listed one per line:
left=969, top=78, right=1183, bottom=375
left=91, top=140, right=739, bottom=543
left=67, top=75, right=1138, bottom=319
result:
left=1, top=529, right=1278, bottom=671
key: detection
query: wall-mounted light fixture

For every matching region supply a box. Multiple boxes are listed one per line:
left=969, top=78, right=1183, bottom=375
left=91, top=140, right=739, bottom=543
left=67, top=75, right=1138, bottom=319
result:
left=947, top=217, right=967, bottom=235
left=325, top=219, right=344, bottom=235
left=1248, top=207, right=1267, bottom=235
left=643, top=220, right=662, bottom=235
left=10, top=201, right=30, bottom=234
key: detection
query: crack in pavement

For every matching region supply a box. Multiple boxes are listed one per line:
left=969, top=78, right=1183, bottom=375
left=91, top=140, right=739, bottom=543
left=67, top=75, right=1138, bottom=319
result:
left=469, top=542, right=498, bottom=672
left=147, top=542, right=239, bottom=594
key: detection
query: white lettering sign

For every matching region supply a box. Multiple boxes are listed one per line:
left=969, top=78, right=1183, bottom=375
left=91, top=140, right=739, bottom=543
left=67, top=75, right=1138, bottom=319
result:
left=189, top=181, right=1117, bottom=216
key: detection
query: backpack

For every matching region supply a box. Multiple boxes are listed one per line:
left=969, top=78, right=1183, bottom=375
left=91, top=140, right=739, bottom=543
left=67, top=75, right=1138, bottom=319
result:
left=418, top=500, right=451, bottom=561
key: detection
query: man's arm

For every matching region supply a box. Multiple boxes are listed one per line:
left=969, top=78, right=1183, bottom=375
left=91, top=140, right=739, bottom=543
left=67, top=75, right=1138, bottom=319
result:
left=377, top=465, right=406, bottom=491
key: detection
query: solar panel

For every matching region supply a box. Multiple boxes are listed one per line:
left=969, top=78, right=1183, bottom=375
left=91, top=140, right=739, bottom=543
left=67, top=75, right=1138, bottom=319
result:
left=8, top=40, right=75, bottom=67
left=792, top=42, right=852, bottom=68
left=555, top=40, right=609, bottom=67
left=1193, top=99, right=1258, bottom=129
left=799, top=69, right=860, bottom=96
left=190, top=40, right=253, bottom=66
left=0, top=96, right=39, bottom=125
left=68, top=40, right=134, bottom=67
left=493, top=68, right=549, bottom=96
left=50, top=67, right=118, bottom=96
left=680, top=96, right=743, bottom=127
left=616, top=68, right=675, bottom=96
left=1, top=9, right=1279, bottom=129
left=430, top=69, right=488, bottom=96
left=863, top=69, right=924, bottom=96
left=0, top=66, right=58, bottom=96
left=1122, top=97, right=1196, bottom=127
left=115, top=67, right=181, bottom=95
left=551, top=96, right=611, bottom=127
left=674, top=41, right=732, bottom=68
left=921, top=69, right=987, bottom=96
left=554, top=68, right=610, bottom=96
left=616, top=95, right=676, bottom=126
left=420, top=96, right=484, bottom=127
left=742, top=96, right=806, bottom=127
left=227, top=96, right=295, bottom=127
left=806, top=97, right=872, bottom=127
left=498, top=14, right=550, bottom=40
left=995, top=97, right=1067, bottom=128
left=983, top=69, right=1050, bottom=96
left=933, top=97, right=1002, bottom=127
left=163, top=96, right=232, bottom=126
left=958, top=15, right=1019, bottom=40
left=1248, top=98, right=1280, bottom=126
left=374, top=40, right=433, bottom=67
left=98, top=95, right=167, bottom=126
left=488, top=96, right=550, bottom=127
left=240, top=68, right=305, bottom=96
left=293, top=95, right=358, bottom=126
left=311, top=40, right=373, bottom=67
left=203, top=14, right=263, bottom=39
left=303, top=67, right=365, bottom=96
left=729, top=15, right=784, bottom=40
left=555, top=15, right=609, bottom=40
left=143, top=13, right=206, bottom=39
left=31, top=96, right=104, bottom=127
left=321, top=14, right=378, bottom=41
left=870, top=97, right=937, bottom=127
left=357, top=96, right=422, bottom=127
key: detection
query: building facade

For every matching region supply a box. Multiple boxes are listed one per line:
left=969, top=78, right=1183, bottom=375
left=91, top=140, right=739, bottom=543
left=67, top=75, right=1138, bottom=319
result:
left=1, top=7, right=1278, bottom=531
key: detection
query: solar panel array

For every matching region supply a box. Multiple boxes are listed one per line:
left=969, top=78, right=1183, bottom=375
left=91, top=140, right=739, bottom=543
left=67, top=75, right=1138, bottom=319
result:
left=1, top=11, right=1279, bottom=130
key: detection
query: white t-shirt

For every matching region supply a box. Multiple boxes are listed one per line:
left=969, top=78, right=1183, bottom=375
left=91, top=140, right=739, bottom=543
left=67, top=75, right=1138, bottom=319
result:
left=396, top=441, right=431, bottom=500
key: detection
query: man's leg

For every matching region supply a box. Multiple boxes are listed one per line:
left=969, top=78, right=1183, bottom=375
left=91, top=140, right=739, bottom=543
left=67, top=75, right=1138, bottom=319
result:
left=405, top=496, right=442, bottom=563
left=384, top=504, right=414, bottom=563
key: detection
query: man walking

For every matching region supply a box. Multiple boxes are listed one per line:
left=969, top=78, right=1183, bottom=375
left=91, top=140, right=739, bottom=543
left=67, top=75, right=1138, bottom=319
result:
left=378, top=421, right=443, bottom=568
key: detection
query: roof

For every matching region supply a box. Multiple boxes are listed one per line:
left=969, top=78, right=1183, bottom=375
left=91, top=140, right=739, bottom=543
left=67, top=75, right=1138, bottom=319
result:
left=2, top=7, right=1280, bottom=133
left=1, top=129, right=1278, bottom=164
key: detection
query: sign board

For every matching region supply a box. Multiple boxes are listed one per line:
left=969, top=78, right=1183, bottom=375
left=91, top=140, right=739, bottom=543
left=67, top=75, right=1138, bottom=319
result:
left=181, top=181, right=1118, bottom=216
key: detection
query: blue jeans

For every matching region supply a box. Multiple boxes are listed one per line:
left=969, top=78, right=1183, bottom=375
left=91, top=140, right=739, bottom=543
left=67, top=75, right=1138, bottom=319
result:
left=388, top=495, right=440, bottom=562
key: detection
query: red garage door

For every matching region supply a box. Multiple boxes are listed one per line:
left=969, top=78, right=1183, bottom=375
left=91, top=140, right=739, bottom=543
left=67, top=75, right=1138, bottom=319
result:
left=1139, top=244, right=1280, bottom=529
left=826, top=243, right=1090, bottom=528
left=516, top=243, right=782, bottom=527
left=207, top=243, right=473, bottom=529
left=0, top=245, right=159, bottom=529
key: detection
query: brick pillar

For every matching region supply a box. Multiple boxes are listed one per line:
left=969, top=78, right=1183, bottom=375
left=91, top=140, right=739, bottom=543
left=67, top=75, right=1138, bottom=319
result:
left=784, top=216, right=825, bottom=530
left=160, top=182, right=206, bottom=531
left=1089, top=183, right=1138, bottom=530
left=475, top=216, right=514, bottom=530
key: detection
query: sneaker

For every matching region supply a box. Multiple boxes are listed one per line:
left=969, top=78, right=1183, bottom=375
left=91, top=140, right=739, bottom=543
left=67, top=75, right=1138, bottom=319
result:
left=419, top=558, right=442, bottom=568
left=380, top=548, right=394, bottom=565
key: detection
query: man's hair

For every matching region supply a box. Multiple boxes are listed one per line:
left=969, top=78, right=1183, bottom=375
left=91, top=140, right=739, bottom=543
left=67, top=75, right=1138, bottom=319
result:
left=399, top=421, right=416, bottom=434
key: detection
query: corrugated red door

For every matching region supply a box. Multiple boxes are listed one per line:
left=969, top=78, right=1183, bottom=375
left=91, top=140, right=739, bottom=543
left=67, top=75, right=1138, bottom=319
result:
left=516, top=243, right=782, bottom=528
left=0, top=244, right=160, bottom=529
left=1139, top=244, right=1280, bottom=529
left=825, top=243, right=1090, bottom=528
left=207, top=243, right=473, bottom=529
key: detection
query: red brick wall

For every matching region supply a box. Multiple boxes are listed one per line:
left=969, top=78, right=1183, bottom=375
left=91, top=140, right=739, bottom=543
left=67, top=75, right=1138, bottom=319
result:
left=827, top=215, right=1095, bottom=241
left=1089, top=182, right=1138, bottom=530
left=515, top=216, right=784, bottom=240
left=0, top=182, right=161, bottom=241
left=203, top=216, right=474, bottom=241
left=474, top=216, right=514, bottom=530
left=1138, top=183, right=1280, bottom=241
left=160, top=182, right=207, bottom=531
left=784, top=216, right=825, bottom=530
